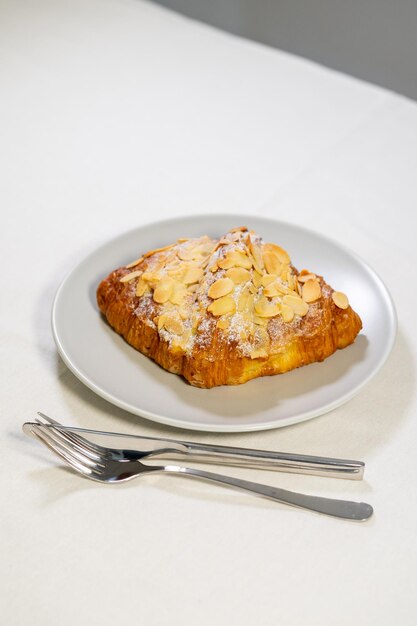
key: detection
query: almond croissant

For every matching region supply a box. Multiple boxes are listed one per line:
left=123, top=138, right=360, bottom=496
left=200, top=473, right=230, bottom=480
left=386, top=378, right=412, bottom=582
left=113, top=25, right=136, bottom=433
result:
left=97, top=227, right=362, bottom=388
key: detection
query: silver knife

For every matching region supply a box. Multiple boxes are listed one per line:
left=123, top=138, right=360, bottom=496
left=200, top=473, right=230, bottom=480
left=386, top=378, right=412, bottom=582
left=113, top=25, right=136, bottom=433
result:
left=41, top=421, right=364, bottom=480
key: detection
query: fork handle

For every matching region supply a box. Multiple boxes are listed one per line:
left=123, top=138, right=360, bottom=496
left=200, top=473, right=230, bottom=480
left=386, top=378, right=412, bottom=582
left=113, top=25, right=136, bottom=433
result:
left=162, top=465, right=373, bottom=521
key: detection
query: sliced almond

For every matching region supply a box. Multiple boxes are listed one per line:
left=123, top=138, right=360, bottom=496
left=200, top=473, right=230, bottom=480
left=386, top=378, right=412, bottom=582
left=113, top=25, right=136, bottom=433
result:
left=332, top=291, right=349, bottom=309
left=283, top=294, right=309, bottom=317
left=263, top=250, right=282, bottom=276
left=297, top=272, right=316, bottom=283
left=163, top=313, right=184, bottom=335
left=120, top=270, right=142, bottom=283
left=209, top=263, right=218, bottom=273
left=302, top=279, right=321, bottom=303
left=178, top=305, right=189, bottom=320
left=237, top=288, right=254, bottom=312
left=218, top=250, right=252, bottom=270
left=136, top=278, right=149, bottom=297
left=177, top=246, right=198, bottom=261
left=263, top=283, right=281, bottom=298
left=260, top=274, right=277, bottom=287
left=216, top=318, right=230, bottom=330
left=153, top=277, right=174, bottom=303
left=280, top=303, right=295, bottom=323
left=254, top=297, right=280, bottom=318
left=252, top=271, right=263, bottom=288
left=208, top=277, right=234, bottom=299
left=170, top=281, right=187, bottom=305
left=280, top=265, right=291, bottom=282
left=125, top=256, right=143, bottom=269
left=225, top=267, right=251, bottom=284
left=142, top=271, right=161, bottom=285
left=182, top=266, right=203, bottom=285
left=248, top=239, right=264, bottom=273
left=275, top=281, right=290, bottom=295
left=264, top=243, right=291, bottom=265
left=253, top=314, right=268, bottom=326
left=172, top=327, right=191, bottom=350
left=208, top=295, right=236, bottom=316
left=167, top=266, right=185, bottom=280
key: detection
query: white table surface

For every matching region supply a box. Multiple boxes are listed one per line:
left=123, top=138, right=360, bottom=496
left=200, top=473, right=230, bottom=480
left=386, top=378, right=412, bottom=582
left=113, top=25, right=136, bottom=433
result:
left=1, top=1, right=417, bottom=624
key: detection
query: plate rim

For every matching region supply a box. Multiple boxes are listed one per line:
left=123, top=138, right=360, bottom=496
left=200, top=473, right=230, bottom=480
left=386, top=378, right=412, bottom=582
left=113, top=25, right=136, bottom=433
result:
left=51, top=214, right=397, bottom=432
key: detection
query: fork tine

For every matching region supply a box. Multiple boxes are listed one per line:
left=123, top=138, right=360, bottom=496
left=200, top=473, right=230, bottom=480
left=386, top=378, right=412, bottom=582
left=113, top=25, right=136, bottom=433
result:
left=37, top=423, right=106, bottom=465
left=30, top=426, right=96, bottom=477
left=31, top=424, right=104, bottom=470
left=37, top=412, right=105, bottom=457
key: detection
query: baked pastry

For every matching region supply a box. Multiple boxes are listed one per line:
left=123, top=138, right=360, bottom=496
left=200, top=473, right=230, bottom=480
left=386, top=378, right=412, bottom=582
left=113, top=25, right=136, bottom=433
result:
left=97, top=227, right=362, bottom=388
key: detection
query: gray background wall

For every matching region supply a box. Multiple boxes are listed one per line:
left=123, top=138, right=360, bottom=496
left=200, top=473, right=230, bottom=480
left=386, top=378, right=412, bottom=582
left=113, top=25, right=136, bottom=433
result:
left=152, top=0, right=417, bottom=100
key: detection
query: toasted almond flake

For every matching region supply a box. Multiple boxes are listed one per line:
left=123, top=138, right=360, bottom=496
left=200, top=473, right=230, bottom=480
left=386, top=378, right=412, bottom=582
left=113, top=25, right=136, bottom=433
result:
left=254, top=297, right=280, bottom=318
left=209, top=263, right=218, bottom=272
left=253, top=314, right=268, bottom=326
left=248, top=283, right=257, bottom=294
left=177, top=247, right=197, bottom=261
left=216, top=318, right=230, bottom=330
left=264, top=243, right=291, bottom=265
left=260, top=274, right=277, bottom=287
left=178, top=305, right=189, bottom=320
left=120, top=270, right=142, bottom=283
left=208, top=277, right=234, bottom=299
left=177, top=238, right=189, bottom=243
left=182, top=267, right=203, bottom=285
left=167, top=267, right=185, bottom=280
left=252, top=272, right=263, bottom=288
left=163, top=314, right=184, bottom=335
left=297, top=272, right=316, bottom=283
left=263, top=282, right=282, bottom=298
left=283, top=294, right=309, bottom=316
left=208, top=295, right=236, bottom=316
left=248, top=239, right=264, bottom=273
left=218, top=250, right=252, bottom=270
left=170, top=281, right=187, bottom=305
left=280, top=303, right=295, bottom=323
left=302, top=279, right=321, bottom=303
left=173, top=327, right=191, bottom=350
left=142, top=271, right=161, bottom=283
left=125, top=256, right=143, bottom=269
left=275, top=281, right=290, bottom=295
left=136, top=279, right=148, bottom=297
left=153, top=277, right=174, bottom=303
left=237, top=289, right=254, bottom=312
left=225, top=267, right=251, bottom=284
left=263, top=250, right=282, bottom=275
left=280, top=265, right=291, bottom=282
left=332, top=291, right=349, bottom=309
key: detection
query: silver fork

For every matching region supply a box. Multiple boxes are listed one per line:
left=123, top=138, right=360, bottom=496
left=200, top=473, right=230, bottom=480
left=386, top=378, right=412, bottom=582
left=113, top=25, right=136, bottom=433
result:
left=23, top=420, right=373, bottom=521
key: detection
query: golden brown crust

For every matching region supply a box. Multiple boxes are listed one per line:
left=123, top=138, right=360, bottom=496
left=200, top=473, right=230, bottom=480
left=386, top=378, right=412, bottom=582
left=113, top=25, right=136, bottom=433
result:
left=97, top=228, right=362, bottom=388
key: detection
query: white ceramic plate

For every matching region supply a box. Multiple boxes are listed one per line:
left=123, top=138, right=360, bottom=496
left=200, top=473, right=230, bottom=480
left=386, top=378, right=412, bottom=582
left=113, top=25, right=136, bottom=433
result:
left=52, top=214, right=396, bottom=432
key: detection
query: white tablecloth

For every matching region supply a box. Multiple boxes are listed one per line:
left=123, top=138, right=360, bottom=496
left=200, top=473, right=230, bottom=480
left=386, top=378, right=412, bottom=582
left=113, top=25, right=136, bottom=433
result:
left=1, top=1, right=416, bottom=624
